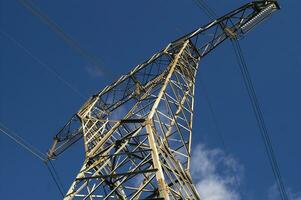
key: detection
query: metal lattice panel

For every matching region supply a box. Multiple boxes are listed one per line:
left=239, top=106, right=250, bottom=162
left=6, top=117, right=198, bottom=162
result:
left=62, top=41, right=200, bottom=199
left=47, top=1, right=279, bottom=199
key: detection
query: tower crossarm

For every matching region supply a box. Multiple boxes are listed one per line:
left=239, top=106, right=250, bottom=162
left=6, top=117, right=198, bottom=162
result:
left=173, top=0, right=280, bottom=57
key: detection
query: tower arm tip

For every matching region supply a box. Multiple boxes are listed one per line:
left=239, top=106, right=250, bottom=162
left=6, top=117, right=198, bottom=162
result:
left=47, top=114, right=83, bottom=159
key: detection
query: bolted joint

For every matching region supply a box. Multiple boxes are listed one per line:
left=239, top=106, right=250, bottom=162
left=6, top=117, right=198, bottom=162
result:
left=145, top=118, right=152, bottom=126
left=224, top=27, right=237, bottom=39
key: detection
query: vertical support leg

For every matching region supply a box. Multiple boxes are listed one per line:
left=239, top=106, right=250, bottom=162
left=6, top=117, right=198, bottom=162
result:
left=146, top=120, right=170, bottom=200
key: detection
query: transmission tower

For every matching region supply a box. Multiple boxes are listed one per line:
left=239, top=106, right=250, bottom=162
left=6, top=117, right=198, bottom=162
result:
left=48, top=1, right=279, bottom=199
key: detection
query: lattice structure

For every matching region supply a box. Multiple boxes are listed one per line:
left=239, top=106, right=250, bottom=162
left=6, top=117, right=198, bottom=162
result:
left=48, top=1, right=279, bottom=199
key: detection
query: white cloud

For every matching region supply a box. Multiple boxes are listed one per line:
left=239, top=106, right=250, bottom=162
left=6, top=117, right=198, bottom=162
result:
left=268, top=184, right=301, bottom=200
left=190, top=144, right=301, bottom=200
left=191, top=144, right=243, bottom=200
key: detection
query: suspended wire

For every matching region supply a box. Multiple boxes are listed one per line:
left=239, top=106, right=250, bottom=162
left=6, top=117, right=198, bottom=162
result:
left=192, top=1, right=288, bottom=199
left=231, top=38, right=288, bottom=200
left=191, top=0, right=234, bottom=164
left=0, top=122, right=66, bottom=197
left=191, top=0, right=244, bottom=190
left=0, top=29, right=85, bottom=99
left=190, top=0, right=222, bottom=145
left=45, top=161, right=65, bottom=197
left=0, top=122, right=46, bottom=161
left=2, top=6, right=84, bottom=194
left=190, top=0, right=244, bottom=190
left=16, top=0, right=114, bottom=79
left=49, top=160, right=66, bottom=192
left=200, top=79, right=243, bottom=190
left=192, top=0, right=218, bottom=19
left=200, top=79, right=227, bottom=150
left=3, top=0, right=111, bottom=197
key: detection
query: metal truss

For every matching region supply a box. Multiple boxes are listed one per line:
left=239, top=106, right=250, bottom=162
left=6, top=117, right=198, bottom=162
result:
left=48, top=1, right=279, bottom=199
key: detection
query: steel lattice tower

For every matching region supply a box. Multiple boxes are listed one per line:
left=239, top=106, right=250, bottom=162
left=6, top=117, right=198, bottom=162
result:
left=48, top=1, right=279, bottom=199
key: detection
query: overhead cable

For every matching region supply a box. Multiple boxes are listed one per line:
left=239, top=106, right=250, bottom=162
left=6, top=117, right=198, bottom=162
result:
left=191, top=1, right=288, bottom=199
left=200, top=79, right=228, bottom=150
left=0, top=122, right=46, bottom=161
left=45, top=161, right=65, bottom=197
left=17, top=0, right=113, bottom=78
left=231, top=38, right=288, bottom=200
left=192, top=0, right=218, bottom=19
left=0, top=122, right=66, bottom=197
left=0, top=29, right=85, bottom=99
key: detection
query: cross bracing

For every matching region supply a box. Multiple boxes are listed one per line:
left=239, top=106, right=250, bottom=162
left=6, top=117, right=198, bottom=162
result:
left=47, top=1, right=279, bottom=199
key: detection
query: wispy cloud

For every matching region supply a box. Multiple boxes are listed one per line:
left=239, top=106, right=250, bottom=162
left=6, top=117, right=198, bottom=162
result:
left=191, top=144, right=243, bottom=200
left=85, top=65, right=104, bottom=77
left=268, top=184, right=301, bottom=200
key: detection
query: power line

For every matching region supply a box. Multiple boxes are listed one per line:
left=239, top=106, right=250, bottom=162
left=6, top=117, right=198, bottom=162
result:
left=192, top=0, right=218, bottom=19
left=200, top=78, right=242, bottom=190
left=0, top=122, right=66, bottom=197
left=0, top=122, right=46, bottom=161
left=200, top=79, right=228, bottom=150
left=16, top=0, right=113, bottom=79
left=45, top=161, right=65, bottom=197
left=1, top=12, right=83, bottom=196
left=192, top=1, right=288, bottom=199
left=231, top=38, right=289, bottom=200
left=192, top=0, right=242, bottom=190
left=1, top=29, right=81, bottom=196
left=189, top=0, right=245, bottom=190
left=48, top=160, right=66, bottom=193
left=173, top=21, right=227, bottom=151
left=0, top=29, right=85, bottom=99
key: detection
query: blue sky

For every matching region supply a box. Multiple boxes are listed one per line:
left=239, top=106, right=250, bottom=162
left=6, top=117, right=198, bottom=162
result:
left=0, top=0, right=300, bottom=199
